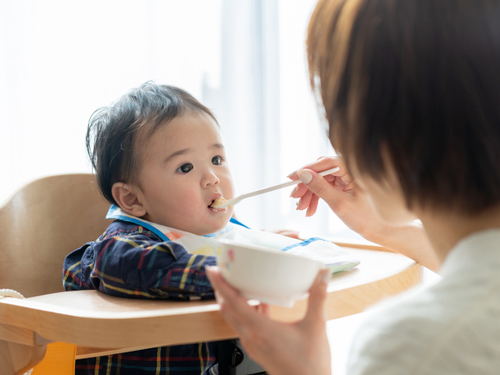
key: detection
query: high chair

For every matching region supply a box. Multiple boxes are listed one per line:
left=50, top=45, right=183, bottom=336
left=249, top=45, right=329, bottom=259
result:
left=0, top=174, right=111, bottom=373
left=0, top=174, right=423, bottom=375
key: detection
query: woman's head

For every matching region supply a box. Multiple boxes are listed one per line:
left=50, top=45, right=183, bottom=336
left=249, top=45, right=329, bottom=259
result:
left=307, top=0, right=500, bottom=215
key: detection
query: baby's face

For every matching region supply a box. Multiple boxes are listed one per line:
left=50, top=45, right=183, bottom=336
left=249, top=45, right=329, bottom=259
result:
left=136, top=113, right=235, bottom=235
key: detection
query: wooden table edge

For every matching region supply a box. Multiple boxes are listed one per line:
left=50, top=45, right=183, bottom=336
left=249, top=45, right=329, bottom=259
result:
left=0, top=247, right=422, bottom=361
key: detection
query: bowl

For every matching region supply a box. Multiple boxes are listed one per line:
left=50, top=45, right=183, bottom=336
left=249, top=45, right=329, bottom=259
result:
left=217, top=238, right=324, bottom=307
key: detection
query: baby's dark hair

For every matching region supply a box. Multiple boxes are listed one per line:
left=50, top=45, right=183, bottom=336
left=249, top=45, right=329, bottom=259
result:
left=86, top=81, right=218, bottom=205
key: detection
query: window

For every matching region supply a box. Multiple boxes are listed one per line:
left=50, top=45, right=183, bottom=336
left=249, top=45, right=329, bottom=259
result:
left=0, top=0, right=358, bottom=240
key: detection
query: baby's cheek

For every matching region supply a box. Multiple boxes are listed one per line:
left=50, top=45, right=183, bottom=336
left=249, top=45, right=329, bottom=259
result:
left=224, top=181, right=236, bottom=200
left=181, top=192, right=203, bottom=211
left=167, top=191, right=199, bottom=216
left=172, top=207, right=202, bottom=231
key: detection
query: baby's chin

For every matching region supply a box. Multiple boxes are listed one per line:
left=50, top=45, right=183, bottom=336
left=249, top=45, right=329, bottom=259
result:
left=198, top=218, right=232, bottom=235
left=194, top=212, right=233, bottom=235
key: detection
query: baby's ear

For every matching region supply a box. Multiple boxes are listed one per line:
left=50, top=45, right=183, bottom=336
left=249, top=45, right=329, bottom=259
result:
left=111, top=182, right=147, bottom=217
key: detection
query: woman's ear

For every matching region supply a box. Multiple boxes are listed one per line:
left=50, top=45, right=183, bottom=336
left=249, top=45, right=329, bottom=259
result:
left=111, top=182, right=147, bottom=217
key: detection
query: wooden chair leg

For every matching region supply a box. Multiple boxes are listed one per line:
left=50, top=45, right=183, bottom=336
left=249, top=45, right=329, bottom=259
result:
left=0, top=339, right=47, bottom=375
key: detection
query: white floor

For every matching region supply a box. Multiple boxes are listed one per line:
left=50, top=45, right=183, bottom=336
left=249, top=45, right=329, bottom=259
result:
left=327, top=267, right=441, bottom=374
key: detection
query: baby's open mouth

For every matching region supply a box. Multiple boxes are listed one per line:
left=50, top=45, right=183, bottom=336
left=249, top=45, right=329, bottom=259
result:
left=209, top=197, right=227, bottom=208
left=209, top=197, right=227, bottom=212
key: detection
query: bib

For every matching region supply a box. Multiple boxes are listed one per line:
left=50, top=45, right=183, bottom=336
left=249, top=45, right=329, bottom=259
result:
left=106, top=205, right=359, bottom=273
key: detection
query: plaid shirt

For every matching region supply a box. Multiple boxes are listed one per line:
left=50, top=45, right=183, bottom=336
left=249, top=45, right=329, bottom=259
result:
left=63, top=219, right=221, bottom=375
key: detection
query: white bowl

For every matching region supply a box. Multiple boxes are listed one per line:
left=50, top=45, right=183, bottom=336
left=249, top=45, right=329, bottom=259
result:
left=217, top=238, right=324, bottom=307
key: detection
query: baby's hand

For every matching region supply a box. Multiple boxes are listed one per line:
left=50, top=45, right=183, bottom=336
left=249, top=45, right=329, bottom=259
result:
left=270, top=229, right=300, bottom=239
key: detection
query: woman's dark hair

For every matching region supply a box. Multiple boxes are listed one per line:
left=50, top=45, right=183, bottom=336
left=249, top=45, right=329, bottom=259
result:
left=86, top=81, right=218, bottom=205
left=307, top=0, right=500, bottom=214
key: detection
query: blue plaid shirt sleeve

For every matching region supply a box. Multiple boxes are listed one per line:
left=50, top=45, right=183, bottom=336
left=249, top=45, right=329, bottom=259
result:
left=62, top=220, right=221, bottom=375
left=63, top=221, right=216, bottom=300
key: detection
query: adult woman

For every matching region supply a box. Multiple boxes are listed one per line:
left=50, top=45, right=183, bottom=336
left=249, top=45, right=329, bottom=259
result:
left=208, top=0, right=500, bottom=374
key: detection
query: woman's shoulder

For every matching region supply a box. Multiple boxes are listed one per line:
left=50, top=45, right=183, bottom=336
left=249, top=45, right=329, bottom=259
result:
left=347, top=277, right=500, bottom=374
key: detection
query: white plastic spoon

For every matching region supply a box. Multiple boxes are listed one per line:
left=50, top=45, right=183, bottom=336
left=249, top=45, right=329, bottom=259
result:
left=211, top=166, right=340, bottom=209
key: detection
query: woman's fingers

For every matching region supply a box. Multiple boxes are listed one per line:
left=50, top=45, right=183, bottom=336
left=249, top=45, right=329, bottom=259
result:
left=289, top=156, right=344, bottom=176
left=287, top=156, right=346, bottom=182
left=296, top=190, right=314, bottom=211
left=298, top=168, right=352, bottom=211
left=208, top=267, right=332, bottom=375
left=206, top=267, right=264, bottom=338
left=291, top=168, right=345, bottom=217
left=257, top=302, right=271, bottom=316
left=302, top=269, right=329, bottom=329
left=207, top=267, right=292, bottom=374
left=290, top=183, right=309, bottom=198
left=306, top=195, right=320, bottom=217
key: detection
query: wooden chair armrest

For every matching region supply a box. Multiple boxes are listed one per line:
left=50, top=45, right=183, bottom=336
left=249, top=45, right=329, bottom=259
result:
left=0, top=290, right=238, bottom=349
left=0, top=247, right=422, bottom=368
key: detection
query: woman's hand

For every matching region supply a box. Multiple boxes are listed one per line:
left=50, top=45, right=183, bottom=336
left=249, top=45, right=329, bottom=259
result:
left=288, top=156, right=382, bottom=239
left=289, top=156, right=440, bottom=271
left=206, top=266, right=332, bottom=375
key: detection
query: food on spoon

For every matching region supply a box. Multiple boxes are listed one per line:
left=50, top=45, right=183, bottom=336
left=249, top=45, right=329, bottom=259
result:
left=210, top=197, right=227, bottom=208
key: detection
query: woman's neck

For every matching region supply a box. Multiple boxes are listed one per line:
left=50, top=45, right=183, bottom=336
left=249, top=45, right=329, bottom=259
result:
left=419, top=204, right=500, bottom=264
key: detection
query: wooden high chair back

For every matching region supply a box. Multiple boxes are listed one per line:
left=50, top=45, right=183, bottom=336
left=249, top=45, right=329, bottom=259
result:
left=0, top=174, right=112, bottom=374
left=0, top=174, right=111, bottom=298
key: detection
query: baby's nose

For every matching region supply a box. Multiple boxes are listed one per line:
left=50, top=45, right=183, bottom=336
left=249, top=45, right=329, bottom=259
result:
left=203, top=171, right=220, bottom=187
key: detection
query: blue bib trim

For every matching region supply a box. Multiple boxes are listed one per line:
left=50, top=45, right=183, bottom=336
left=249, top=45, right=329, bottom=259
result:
left=280, top=237, right=327, bottom=252
left=229, top=217, right=250, bottom=229
left=106, top=205, right=249, bottom=242
left=106, top=205, right=171, bottom=241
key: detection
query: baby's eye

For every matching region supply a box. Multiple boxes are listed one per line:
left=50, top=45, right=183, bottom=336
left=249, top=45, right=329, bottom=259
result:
left=212, top=156, right=223, bottom=165
left=177, top=163, right=193, bottom=173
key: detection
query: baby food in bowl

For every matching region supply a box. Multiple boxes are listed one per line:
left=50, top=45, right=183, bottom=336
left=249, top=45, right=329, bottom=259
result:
left=217, top=238, right=324, bottom=307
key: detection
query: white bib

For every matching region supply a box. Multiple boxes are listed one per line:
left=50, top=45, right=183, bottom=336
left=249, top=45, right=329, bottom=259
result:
left=106, top=205, right=359, bottom=273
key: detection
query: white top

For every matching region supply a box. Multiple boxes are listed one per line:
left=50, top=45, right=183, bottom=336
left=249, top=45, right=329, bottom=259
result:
left=347, top=229, right=500, bottom=375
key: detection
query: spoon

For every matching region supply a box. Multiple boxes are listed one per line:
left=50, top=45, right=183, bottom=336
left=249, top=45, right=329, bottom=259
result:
left=211, top=167, right=340, bottom=209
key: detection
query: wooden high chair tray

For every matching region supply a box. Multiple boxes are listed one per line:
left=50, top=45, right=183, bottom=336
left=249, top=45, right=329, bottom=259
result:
left=0, top=246, right=421, bottom=359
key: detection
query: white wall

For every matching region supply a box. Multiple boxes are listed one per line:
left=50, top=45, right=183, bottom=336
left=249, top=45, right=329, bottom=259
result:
left=0, top=0, right=358, bottom=240
left=0, top=0, right=222, bottom=200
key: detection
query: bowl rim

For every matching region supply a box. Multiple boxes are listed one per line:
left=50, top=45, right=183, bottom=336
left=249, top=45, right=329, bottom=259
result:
left=216, top=238, right=325, bottom=265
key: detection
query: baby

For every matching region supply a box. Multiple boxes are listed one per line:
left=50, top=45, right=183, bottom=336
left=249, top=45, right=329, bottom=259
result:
left=63, top=82, right=241, bottom=375
left=63, top=81, right=358, bottom=375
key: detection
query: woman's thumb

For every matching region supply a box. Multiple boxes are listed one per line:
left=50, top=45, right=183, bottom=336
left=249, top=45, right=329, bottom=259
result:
left=303, top=268, right=329, bottom=327
left=298, top=169, right=336, bottom=200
